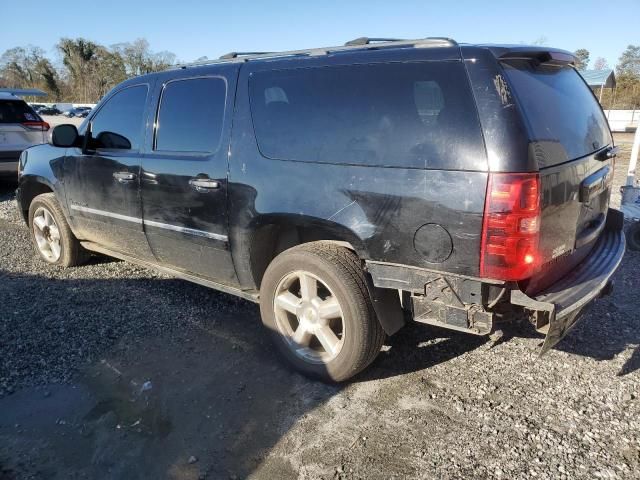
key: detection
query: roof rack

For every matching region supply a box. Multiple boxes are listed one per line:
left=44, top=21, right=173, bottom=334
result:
left=344, top=37, right=406, bottom=46
left=174, top=37, right=458, bottom=70
left=219, top=51, right=273, bottom=60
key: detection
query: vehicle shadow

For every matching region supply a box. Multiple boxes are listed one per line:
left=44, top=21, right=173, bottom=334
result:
left=552, top=250, right=640, bottom=376
left=0, top=269, right=490, bottom=480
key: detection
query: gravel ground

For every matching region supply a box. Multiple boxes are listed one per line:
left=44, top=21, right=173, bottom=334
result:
left=1, top=135, right=639, bottom=479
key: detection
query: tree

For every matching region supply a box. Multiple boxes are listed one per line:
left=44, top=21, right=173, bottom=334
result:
left=593, top=57, right=608, bottom=70
left=57, top=38, right=100, bottom=102
left=617, top=45, right=640, bottom=77
left=574, top=48, right=590, bottom=70
left=1, top=37, right=176, bottom=103
left=0, top=46, right=61, bottom=100
left=112, top=39, right=175, bottom=76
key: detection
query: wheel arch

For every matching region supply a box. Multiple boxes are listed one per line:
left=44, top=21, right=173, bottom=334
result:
left=234, top=216, right=405, bottom=337
left=17, top=176, right=56, bottom=224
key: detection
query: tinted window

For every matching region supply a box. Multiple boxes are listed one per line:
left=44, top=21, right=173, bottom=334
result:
left=91, top=85, right=148, bottom=150
left=155, top=77, right=226, bottom=153
left=0, top=100, right=41, bottom=123
left=502, top=61, right=611, bottom=165
left=249, top=62, right=485, bottom=169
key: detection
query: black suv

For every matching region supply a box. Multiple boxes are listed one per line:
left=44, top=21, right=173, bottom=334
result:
left=16, top=38, right=625, bottom=381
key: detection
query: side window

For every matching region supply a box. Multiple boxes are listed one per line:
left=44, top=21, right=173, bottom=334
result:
left=249, top=62, right=486, bottom=170
left=91, top=85, right=148, bottom=150
left=155, top=77, right=226, bottom=153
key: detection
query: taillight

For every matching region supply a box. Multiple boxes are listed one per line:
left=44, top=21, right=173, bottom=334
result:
left=480, top=173, right=541, bottom=281
left=22, top=121, right=50, bottom=131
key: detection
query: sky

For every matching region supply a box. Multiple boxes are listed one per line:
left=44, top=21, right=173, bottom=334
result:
left=2, top=0, right=639, bottom=69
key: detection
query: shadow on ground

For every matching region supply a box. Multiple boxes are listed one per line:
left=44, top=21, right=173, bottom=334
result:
left=554, top=249, right=640, bottom=377
left=0, top=269, right=485, bottom=479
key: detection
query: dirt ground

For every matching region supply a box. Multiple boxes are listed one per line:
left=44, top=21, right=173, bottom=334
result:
left=0, top=134, right=638, bottom=479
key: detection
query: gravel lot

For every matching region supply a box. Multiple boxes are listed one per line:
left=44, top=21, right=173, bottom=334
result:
left=0, top=134, right=639, bottom=479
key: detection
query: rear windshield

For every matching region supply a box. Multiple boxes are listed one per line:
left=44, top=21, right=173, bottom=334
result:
left=0, top=100, right=40, bottom=124
left=249, top=62, right=486, bottom=170
left=502, top=61, right=611, bottom=166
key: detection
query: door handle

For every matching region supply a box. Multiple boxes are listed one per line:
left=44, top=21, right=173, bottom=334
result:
left=189, top=178, right=220, bottom=192
left=113, top=171, right=137, bottom=183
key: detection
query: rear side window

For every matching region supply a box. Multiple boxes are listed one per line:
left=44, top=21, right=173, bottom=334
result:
left=155, top=77, right=227, bottom=153
left=91, top=85, right=148, bottom=150
left=249, top=62, right=485, bottom=170
left=0, top=100, right=40, bottom=123
left=501, top=61, right=611, bottom=166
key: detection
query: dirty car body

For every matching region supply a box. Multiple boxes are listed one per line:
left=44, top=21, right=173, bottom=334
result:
left=16, top=38, right=625, bottom=380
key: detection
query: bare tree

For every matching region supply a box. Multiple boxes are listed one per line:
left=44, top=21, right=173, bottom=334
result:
left=593, top=57, right=609, bottom=70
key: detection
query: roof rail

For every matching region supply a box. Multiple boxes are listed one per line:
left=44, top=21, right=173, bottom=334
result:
left=219, top=51, right=272, bottom=60
left=174, top=37, right=458, bottom=70
left=344, top=37, right=405, bottom=46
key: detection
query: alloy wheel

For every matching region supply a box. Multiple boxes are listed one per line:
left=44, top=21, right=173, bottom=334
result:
left=273, top=270, right=345, bottom=363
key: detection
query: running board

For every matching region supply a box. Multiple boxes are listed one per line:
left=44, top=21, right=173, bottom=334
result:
left=80, top=241, right=260, bottom=303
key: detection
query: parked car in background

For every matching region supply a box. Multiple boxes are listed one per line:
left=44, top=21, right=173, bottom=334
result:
left=77, top=108, right=92, bottom=118
left=63, top=106, right=92, bottom=118
left=0, top=92, right=49, bottom=179
left=16, top=38, right=625, bottom=381
left=29, top=104, right=46, bottom=112
left=37, top=106, right=61, bottom=116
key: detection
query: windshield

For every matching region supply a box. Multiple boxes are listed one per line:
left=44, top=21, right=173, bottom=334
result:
left=502, top=61, right=611, bottom=166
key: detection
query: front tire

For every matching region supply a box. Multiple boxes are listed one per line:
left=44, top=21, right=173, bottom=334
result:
left=259, top=242, right=385, bottom=382
left=28, top=193, right=90, bottom=267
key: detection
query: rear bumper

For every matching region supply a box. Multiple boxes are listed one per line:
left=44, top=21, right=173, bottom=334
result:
left=511, top=208, right=625, bottom=353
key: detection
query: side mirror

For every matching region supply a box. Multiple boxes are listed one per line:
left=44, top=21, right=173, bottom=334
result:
left=49, top=124, right=79, bottom=148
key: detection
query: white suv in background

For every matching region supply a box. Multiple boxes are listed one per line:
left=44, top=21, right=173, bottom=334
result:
left=0, top=91, right=50, bottom=180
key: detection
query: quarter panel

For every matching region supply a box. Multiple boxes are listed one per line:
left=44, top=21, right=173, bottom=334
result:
left=229, top=65, right=487, bottom=288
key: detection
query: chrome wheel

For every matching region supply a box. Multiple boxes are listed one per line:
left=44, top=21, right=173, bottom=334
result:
left=273, top=270, right=345, bottom=363
left=32, top=206, right=62, bottom=262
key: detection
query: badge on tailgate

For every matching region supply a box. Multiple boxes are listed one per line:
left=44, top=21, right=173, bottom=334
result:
left=580, top=165, right=611, bottom=203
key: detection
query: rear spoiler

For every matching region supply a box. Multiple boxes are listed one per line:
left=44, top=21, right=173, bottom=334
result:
left=496, top=48, right=576, bottom=66
left=0, top=88, right=47, bottom=97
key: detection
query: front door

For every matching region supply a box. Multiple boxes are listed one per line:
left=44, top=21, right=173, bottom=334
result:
left=64, top=83, right=154, bottom=260
left=140, top=67, right=238, bottom=284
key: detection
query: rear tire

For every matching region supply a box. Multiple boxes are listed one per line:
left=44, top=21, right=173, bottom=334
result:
left=627, top=221, right=640, bottom=251
left=259, top=242, right=385, bottom=382
left=28, top=193, right=90, bottom=267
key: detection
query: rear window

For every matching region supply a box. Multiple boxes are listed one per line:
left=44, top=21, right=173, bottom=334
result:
left=0, top=100, right=40, bottom=124
left=501, top=61, right=611, bottom=166
left=249, top=62, right=486, bottom=170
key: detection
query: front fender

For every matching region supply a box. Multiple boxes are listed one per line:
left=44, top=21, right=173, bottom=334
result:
left=17, top=144, right=67, bottom=222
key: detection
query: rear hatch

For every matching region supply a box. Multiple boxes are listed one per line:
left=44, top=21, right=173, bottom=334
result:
left=500, top=59, right=615, bottom=294
left=0, top=99, right=48, bottom=150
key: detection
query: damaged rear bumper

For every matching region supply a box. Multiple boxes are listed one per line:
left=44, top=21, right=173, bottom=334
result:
left=511, top=209, right=626, bottom=353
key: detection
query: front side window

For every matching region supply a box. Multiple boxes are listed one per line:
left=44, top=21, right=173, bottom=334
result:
left=248, top=62, right=485, bottom=170
left=155, top=77, right=227, bottom=153
left=91, top=85, right=148, bottom=150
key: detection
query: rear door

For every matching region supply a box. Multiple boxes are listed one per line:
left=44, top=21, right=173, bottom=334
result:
left=140, top=66, right=238, bottom=285
left=501, top=60, right=614, bottom=292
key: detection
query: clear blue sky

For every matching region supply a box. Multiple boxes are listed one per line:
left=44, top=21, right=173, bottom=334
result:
left=2, top=0, right=638, bottom=69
